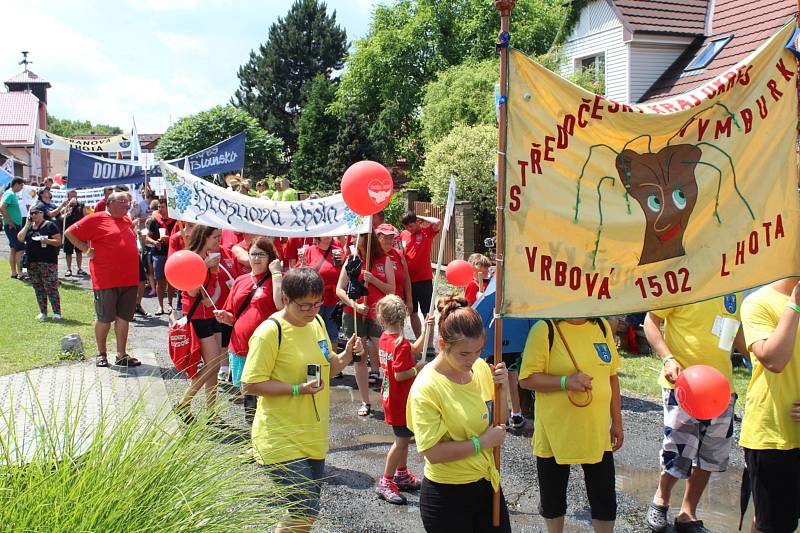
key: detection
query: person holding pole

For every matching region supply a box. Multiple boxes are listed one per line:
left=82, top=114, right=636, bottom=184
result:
left=518, top=318, right=623, bottom=533
left=336, top=232, right=394, bottom=416
left=400, top=211, right=441, bottom=353
left=407, top=295, right=510, bottom=532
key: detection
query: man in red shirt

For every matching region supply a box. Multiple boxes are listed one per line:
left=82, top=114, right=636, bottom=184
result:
left=399, top=211, right=441, bottom=347
left=93, top=187, right=114, bottom=213
left=66, top=191, right=141, bottom=368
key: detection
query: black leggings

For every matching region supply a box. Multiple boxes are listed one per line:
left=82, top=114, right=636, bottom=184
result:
left=536, top=451, right=617, bottom=521
left=420, top=478, right=511, bottom=533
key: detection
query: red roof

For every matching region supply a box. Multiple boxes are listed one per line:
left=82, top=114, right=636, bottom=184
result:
left=612, top=0, right=708, bottom=35
left=0, top=91, right=39, bottom=146
left=5, top=70, right=51, bottom=87
left=640, top=0, right=795, bottom=101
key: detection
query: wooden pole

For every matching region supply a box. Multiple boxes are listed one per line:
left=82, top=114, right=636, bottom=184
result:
left=492, top=0, right=515, bottom=527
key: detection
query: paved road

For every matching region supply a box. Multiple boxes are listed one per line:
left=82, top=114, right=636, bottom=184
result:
left=0, top=238, right=751, bottom=532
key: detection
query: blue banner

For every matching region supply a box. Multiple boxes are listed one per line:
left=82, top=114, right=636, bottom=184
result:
left=66, top=132, right=247, bottom=189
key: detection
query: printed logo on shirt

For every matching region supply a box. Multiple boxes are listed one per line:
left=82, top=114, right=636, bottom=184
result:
left=318, top=339, right=331, bottom=362
left=415, top=233, right=423, bottom=244
left=593, top=343, right=612, bottom=363
left=485, top=400, right=493, bottom=425
left=723, top=293, right=737, bottom=314
left=377, top=264, right=385, bottom=272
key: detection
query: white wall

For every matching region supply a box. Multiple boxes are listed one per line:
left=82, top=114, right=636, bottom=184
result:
left=629, top=42, right=691, bottom=102
left=560, top=0, right=629, bottom=102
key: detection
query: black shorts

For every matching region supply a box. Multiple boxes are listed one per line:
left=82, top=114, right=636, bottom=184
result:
left=138, top=254, right=147, bottom=282
left=192, top=318, right=221, bottom=339
left=411, top=279, right=433, bottom=315
left=536, top=451, right=617, bottom=521
left=744, top=447, right=800, bottom=533
left=392, top=425, right=414, bottom=438
left=420, top=478, right=510, bottom=532
left=219, top=323, right=232, bottom=348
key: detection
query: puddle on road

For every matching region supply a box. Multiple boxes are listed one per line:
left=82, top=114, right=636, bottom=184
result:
left=616, top=464, right=753, bottom=531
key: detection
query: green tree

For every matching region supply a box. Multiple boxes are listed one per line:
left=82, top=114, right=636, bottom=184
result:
left=420, top=59, right=498, bottom=147
left=324, top=102, right=382, bottom=182
left=46, top=114, right=122, bottom=137
left=156, top=105, right=283, bottom=180
left=334, top=0, right=564, bottom=169
left=233, top=0, right=347, bottom=156
left=290, top=75, right=341, bottom=192
left=422, top=124, right=496, bottom=228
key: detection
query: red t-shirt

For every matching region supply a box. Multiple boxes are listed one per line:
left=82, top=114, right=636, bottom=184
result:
left=401, top=225, right=437, bottom=282
left=465, top=279, right=488, bottom=305
left=181, top=269, right=219, bottom=320
left=302, top=244, right=342, bottom=306
left=215, top=247, right=238, bottom=307
left=387, top=248, right=406, bottom=301
left=220, top=229, right=244, bottom=253
left=224, top=273, right=279, bottom=356
left=94, top=198, right=107, bottom=212
left=230, top=239, right=252, bottom=276
left=69, top=212, right=138, bottom=290
left=167, top=231, right=186, bottom=257
left=344, top=254, right=391, bottom=320
left=379, top=333, right=415, bottom=426
left=283, top=237, right=313, bottom=265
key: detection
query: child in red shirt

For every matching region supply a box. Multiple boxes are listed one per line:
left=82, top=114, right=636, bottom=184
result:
left=464, top=253, right=491, bottom=305
left=374, top=294, right=433, bottom=505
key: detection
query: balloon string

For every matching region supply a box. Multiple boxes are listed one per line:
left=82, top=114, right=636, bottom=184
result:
left=200, top=285, right=218, bottom=310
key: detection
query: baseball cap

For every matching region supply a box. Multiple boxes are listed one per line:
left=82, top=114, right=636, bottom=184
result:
left=375, top=223, right=399, bottom=236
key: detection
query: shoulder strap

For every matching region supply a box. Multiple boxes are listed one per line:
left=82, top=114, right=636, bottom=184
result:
left=546, top=320, right=555, bottom=351
left=314, top=315, right=324, bottom=329
left=594, top=318, right=607, bottom=338
left=184, top=291, right=204, bottom=322
left=314, top=245, right=332, bottom=272
left=235, top=274, right=270, bottom=318
left=267, top=317, right=282, bottom=348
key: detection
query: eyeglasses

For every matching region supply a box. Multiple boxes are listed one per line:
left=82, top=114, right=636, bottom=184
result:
left=291, top=299, right=324, bottom=312
left=111, top=200, right=131, bottom=206
left=249, top=252, right=268, bottom=259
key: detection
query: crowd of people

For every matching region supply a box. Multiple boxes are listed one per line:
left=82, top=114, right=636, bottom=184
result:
left=1, top=172, right=798, bottom=533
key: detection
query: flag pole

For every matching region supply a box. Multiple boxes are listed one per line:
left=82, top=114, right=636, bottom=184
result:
left=492, top=0, right=515, bottom=527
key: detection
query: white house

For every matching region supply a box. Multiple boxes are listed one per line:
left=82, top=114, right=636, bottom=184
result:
left=559, top=0, right=795, bottom=104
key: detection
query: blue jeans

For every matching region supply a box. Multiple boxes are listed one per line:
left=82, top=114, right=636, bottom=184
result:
left=319, top=305, right=340, bottom=343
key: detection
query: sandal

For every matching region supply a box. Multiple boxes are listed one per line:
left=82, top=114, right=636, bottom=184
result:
left=10, top=274, right=18, bottom=279
left=172, top=403, right=195, bottom=425
left=65, top=270, right=73, bottom=277
left=358, top=402, right=371, bottom=417
left=645, top=502, right=669, bottom=533
left=114, top=354, right=142, bottom=367
left=95, top=354, right=109, bottom=367
left=76, top=269, right=88, bottom=276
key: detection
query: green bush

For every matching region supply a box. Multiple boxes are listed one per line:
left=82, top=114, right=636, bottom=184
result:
left=0, top=393, right=292, bottom=531
left=383, top=191, right=407, bottom=228
left=422, top=123, right=497, bottom=226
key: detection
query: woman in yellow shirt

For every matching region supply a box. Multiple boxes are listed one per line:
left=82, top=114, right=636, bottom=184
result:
left=407, top=296, right=511, bottom=532
left=519, top=318, right=623, bottom=533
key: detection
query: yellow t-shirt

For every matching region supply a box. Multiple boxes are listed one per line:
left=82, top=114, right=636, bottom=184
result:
left=651, top=294, right=741, bottom=389
left=406, top=358, right=500, bottom=490
left=241, top=314, right=332, bottom=464
left=739, top=286, right=800, bottom=450
left=519, top=319, right=621, bottom=464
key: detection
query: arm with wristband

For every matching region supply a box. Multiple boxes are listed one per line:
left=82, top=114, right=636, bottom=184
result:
left=644, top=312, right=681, bottom=383
left=748, top=279, right=800, bottom=373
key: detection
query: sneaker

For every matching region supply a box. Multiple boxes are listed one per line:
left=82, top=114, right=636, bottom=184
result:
left=393, top=470, right=421, bottom=491
left=674, top=520, right=710, bottom=533
left=52, top=314, right=62, bottom=321
left=645, top=502, right=669, bottom=533
left=508, top=414, right=525, bottom=429
left=375, top=477, right=407, bottom=505
left=36, top=313, right=47, bottom=321
left=134, top=304, right=152, bottom=318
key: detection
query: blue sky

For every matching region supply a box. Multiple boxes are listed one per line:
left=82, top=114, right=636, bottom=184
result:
left=0, top=0, right=378, bottom=134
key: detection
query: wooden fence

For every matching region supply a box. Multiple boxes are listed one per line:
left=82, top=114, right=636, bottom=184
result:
left=413, top=200, right=457, bottom=265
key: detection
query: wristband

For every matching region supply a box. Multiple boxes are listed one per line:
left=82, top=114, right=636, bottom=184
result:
left=560, top=375, right=567, bottom=391
left=661, top=354, right=675, bottom=366
left=292, top=384, right=300, bottom=396
left=470, top=435, right=481, bottom=456
left=787, top=302, right=800, bottom=314
left=412, top=367, right=418, bottom=377
left=271, top=272, right=282, bottom=278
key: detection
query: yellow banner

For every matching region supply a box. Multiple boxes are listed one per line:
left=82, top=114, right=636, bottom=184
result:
left=502, top=22, right=800, bottom=318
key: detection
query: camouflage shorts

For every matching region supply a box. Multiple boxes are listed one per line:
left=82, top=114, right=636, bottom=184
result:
left=659, top=388, right=736, bottom=479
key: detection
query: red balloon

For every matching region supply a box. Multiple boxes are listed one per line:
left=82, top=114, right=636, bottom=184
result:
left=341, top=161, right=393, bottom=216
left=674, top=365, right=731, bottom=420
left=446, top=259, right=474, bottom=287
left=165, top=250, right=207, bottom=291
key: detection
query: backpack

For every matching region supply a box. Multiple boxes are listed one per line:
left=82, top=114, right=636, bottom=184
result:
left=265, top=315, right=325, bottom=348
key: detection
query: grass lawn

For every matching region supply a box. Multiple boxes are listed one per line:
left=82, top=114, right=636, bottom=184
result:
left=617, top=349, right=751, bottom=403
left=0, top=261, right=111, bottom=376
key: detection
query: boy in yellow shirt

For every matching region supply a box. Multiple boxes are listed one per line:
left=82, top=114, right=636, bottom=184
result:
left=643, top=295, right=746, bottom=533
left=739, top=279, right=800, bottom=533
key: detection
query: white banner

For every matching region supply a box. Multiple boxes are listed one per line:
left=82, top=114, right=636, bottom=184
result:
left=37, top=130, right=132, bottom=152
left=49, top=186, right=107, bottom=207
left=160, top=162, right=370, bottom=237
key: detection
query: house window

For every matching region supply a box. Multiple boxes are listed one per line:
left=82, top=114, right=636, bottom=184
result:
left=685, top=35, right=733, bottom=71
left=574, top=53, right=606, bottom=95
left=578, top=53, right=605, bottom=78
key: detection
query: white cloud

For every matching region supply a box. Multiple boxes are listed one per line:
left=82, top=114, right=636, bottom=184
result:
left=126, top=0, right=229, bottom=11
left=156, top=32, right=207, bottom=53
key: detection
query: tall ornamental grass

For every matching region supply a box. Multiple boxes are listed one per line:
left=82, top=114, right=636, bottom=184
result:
left=0, top=390, right=298, bottom=532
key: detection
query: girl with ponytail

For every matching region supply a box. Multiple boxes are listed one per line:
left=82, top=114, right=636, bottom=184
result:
left=406, top=295, right=511, bottom=532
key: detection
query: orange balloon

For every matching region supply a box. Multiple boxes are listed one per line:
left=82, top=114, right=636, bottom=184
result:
left=675, top=365, right=731, bottom=420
